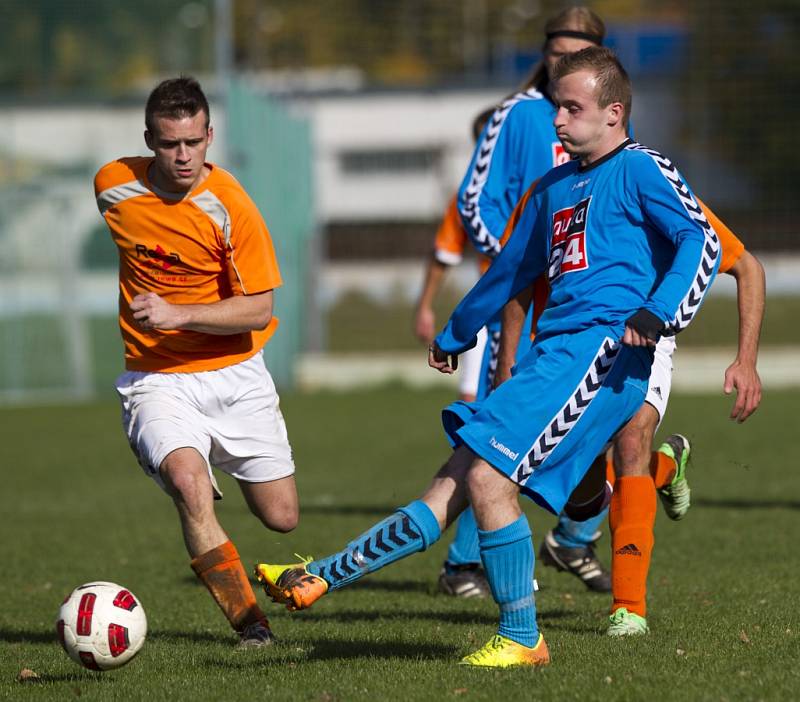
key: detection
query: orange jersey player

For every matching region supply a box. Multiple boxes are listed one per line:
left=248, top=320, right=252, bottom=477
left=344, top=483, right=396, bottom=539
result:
left=97, top=156, right=282, bottom=373
left=94, top=76, right=299, bottom=648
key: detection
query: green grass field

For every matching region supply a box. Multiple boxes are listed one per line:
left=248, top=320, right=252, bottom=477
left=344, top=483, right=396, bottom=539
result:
left=2, top=294, right=798, bottom=397
left=2, top=387, right=798, bottom=701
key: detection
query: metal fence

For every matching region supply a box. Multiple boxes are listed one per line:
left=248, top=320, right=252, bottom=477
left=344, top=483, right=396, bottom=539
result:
left=0, top=0, right=797, bottom=401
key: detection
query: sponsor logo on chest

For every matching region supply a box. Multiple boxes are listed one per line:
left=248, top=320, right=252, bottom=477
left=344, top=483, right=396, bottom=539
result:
left=548, top=196, right=592, bottom=281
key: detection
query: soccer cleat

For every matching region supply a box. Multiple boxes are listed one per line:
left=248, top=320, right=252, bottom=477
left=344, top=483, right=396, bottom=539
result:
left=254, top=558, right=328, bottom=612
left=606, top=607, right=649, bottom=636
left=459, top=633, right=550, bottom=668
left=437, top=563, right=490, bottom=598
left=539, top=530, right=611, bottom=592
left=657, top=433, right=691, bottom=520
left=237, top=619, right=276, bottom=648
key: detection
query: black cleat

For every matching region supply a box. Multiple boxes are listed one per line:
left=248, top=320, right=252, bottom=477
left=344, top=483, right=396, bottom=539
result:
left=437, top=563, right=490, bottom=598
left=539, top=530, right=611, bottom=592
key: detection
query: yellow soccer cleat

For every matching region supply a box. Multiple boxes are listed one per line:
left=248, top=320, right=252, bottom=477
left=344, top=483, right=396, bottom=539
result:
left=459, top=633, right=550, bottom=668
left=254, top=558, right=328, bottom=612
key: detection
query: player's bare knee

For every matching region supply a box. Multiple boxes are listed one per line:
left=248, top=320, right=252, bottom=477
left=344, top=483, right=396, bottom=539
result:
left=436, top=445, right=473, bottom=482
left=252, top=503, right=298, bottom=533
left=161, top=464, right=210, bottom=505
left=614, top=409, right=657, bottom=475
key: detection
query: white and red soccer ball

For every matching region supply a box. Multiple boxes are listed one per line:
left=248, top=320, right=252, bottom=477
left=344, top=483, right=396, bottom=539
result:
left=56, top=582, right=147, bottom=671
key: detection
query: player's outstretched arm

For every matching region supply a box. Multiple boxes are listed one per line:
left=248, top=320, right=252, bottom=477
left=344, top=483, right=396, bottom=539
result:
left=436, top=186, right=546, bottom=357
left=130, top=290, right=273, bottom=334
left=723, top=250, right=765, bottom=422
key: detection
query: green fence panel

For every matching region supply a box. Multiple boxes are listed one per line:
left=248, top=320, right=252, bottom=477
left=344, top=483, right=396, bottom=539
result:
left=226, top=80, right=315, bottom=389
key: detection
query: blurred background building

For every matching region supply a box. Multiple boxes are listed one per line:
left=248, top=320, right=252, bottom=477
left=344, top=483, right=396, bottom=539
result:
left=1, top=0, right=798, bottom=401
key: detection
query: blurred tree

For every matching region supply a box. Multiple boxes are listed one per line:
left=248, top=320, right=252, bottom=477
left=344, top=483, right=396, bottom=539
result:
left=0, top=0, right=214, bottom=98
left=686, top=0, right=799, bottom=245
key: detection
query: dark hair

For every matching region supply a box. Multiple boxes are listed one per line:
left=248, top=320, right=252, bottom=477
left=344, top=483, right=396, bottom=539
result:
left=521, top=6, right=605, bottom=94
left=471, top=106, right=496, bottom=142
left=145, top=76, right=210, bottom=133
left=552, top=46, right=632, bottom=127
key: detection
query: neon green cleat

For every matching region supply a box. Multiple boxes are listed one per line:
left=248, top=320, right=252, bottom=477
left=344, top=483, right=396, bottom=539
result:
left=254, top=556, right=328, bottom=612
left=606, top=607, right=649, bottom=636
left=459, top=633, right=550, bottom=668
left=657, top=433, right=691, bottom=520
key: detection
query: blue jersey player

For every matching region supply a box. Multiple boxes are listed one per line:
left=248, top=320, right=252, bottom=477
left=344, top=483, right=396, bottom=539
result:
left=440, top=5, right=613, bottom=597
left=256, top=47, right=719, bottom=668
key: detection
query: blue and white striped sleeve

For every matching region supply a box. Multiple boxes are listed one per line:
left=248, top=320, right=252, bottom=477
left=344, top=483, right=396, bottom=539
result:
left=457, top=99, right=528, bottom=258
left=436, top=190, right=547, bottom=355
left=630, top=146, right=721, bottom=334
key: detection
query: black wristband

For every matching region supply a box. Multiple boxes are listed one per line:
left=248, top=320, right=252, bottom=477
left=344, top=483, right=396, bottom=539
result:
left=626, top=309, right=665, bottom=341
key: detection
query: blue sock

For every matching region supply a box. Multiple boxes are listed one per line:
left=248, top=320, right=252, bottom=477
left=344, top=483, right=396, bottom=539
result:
left=445, top=507, right=481, bottom=567
left=479, top=515, right=538, bottom=647
left=552, top=507, right=609, bottom=548
left=307, top=500, right=441, bottom=591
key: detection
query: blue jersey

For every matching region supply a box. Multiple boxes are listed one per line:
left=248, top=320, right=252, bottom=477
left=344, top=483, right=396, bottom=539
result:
left=458, top=88, right=565, bottom=258
left=437, top=140, right=721, bottom=354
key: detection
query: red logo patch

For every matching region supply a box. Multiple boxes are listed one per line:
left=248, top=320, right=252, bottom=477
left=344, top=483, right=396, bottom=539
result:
left=79, top=651, right=101, bottom=670
left=77, top=593, right=96, bottom=636
left=113, top=590, right=138, bottom=612
left=548, top=197, right=591, bottom=280
left=108, top=623, right=130, bottom=657
left=552, top=142, right=571, bottom=167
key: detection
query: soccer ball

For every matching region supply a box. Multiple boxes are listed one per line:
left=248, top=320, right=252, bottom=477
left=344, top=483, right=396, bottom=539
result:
left=56, top=582, right=147, bottom=671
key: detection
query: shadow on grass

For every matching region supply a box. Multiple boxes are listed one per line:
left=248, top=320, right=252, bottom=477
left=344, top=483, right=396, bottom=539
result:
left=1, top=629, right=57, bottom=644
left=348, top=579, right=430, bottom=594
left=16, top=671, right=108, bottom=684
left=201, top=637, right=459, bottom=667
left=148, top=629, right=235, bottom=644
left=292, top=607, right=572, bottom=627
left=695, top=497, right=800, bottom=510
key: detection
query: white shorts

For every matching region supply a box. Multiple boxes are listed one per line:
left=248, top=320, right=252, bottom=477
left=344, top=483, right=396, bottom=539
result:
left=115, top=353, right=295, bottom=498
left=458, top=326, right=488, bottom=397
left=645, top=335, right=677, bottom=423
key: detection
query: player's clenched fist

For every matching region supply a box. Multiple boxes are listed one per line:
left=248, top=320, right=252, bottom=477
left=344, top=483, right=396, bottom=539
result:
left=428, top=342, right=458, bottom=374
left=130, top=292, right=185, bottom=330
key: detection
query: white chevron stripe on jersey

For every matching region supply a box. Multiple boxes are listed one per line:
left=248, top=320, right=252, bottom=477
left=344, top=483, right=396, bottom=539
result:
left=483, top=328, right=502, bottom=391
left=626, top=143, right=720, bottom=334
left=459, top=88, right=545, bottom=258
left=512, top=337, right=620, bottom=485
left=96, top=179, right=151, bottom=215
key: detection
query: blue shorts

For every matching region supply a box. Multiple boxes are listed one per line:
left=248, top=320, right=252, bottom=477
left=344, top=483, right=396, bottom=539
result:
left=443, top=325, right=651, bottom=515
left=476, top=306, right=535, bottom=401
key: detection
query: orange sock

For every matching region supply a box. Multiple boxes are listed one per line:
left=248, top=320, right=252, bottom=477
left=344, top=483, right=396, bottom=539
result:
left=650, top=450, right=677, bottom=488
left=609, top=476, right=656, bottom=618
left=606, top=452, right=675, bottom=491
left=191, top=540, right=267, bottom=633
left=605, top=456, right=616, bottom=490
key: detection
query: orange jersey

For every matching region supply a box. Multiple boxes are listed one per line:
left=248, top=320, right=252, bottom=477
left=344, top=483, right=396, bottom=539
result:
left=95, top=157, right=283, bottom=373
left=696, top=198, right=744, bottom=274
left=433, top=195, right=492, bottom=274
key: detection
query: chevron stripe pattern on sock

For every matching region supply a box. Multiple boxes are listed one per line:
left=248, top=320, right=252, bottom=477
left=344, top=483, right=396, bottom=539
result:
left=311, top=512, right=423, bottom=590
left=514, top=337, right=619, bottom=485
